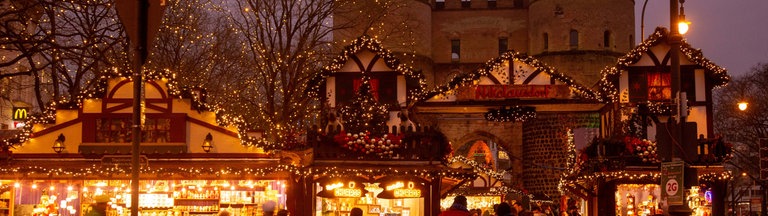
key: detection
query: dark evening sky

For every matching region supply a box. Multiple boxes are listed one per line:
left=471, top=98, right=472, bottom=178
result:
left=635, top=0, right=768, bottom=78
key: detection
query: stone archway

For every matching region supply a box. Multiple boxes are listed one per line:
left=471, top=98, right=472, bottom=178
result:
left=453, top=131, right=521, bottom=184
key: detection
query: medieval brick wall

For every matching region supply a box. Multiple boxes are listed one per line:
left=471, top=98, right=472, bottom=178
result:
left=522, top=113, right=600, bottom=197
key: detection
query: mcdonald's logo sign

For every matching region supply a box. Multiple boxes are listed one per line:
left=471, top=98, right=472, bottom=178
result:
left=12, top=107, right=28, bottom=120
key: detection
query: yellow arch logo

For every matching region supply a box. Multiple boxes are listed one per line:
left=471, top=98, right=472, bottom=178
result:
left=13, top=107, right=28, bottom=120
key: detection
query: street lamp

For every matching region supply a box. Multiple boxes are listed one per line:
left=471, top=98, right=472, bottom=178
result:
left=737, top=102, right=767, bottom=216
left=738, top=102, right=748, bottom=111
left=677, top=3, right=690, bottom=35
left=52, top=133, right=65, bottom=153
left=202, top=133, right=214, bottom=153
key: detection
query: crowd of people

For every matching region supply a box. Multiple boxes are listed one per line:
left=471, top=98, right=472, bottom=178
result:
left=440, top=195, right=579, bottom=216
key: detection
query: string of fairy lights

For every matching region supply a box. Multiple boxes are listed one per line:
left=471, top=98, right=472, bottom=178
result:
left=0, top=163, right=477, bottom=182
left=597, top=27, right=729, bottom=103
left=447, top=155, right=523, bottom=196
left=307, top=35, right=427, bottom=103
left=416, top=50, right=601, bottom=103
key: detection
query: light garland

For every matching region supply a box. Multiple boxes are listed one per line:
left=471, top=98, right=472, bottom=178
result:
left=0, top=163, right=480, bottom=182
left=307, top=35, right=427, bottom=106
left=417, top=50, right=600, bottom=103
left=598, top=27, right=730, bottom=103
left=484, top=106, right=536, bottom=122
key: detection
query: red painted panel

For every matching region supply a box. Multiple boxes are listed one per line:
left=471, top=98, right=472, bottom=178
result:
left=169, top=114, right=187, bottom=142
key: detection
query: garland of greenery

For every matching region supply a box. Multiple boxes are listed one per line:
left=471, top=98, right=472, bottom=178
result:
left=484, top=106, right=536, bottom=122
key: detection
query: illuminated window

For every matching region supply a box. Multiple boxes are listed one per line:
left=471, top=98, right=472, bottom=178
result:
left=647, top=72, right=671, bottom=101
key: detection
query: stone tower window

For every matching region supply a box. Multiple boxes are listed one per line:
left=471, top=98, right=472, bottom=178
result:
left=451, top=39, right=460, bottom=62
left=604, top=31, right=611, bottom=48
left=498, top=38, right=508, bottom=55
left=488, top=0, right=496, bottom=8
left=543, top=33, right=549, bottom=51
left=435, top=0, right=445, bottom=9
left=461, top=0, right=471, bottom=8
left=569, top=29, right=579, bottom=49
left=629, top=34, right=634, bottom=49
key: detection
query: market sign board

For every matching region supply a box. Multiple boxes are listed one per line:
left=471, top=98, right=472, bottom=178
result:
left=317, top=180, right=365, bottom=198
left=101, top=155, right=149, bottom=168
left=661, top=161, right=685, bottom=205
left=12, top=107, right=28, bottom=120
left=377, top=180, right=425, bottom=199
left=455, top=85, right=571, bottom=101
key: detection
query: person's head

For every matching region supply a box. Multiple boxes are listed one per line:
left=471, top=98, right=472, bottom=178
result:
left=350, top=207, right=363, bottom=216
left=512, top=202, right=524, bottom=212
left=531, top=205, right=542, bottom=213
left=276, top=210, right=289, bottom=216
left=469, top=209, right=479, bottom=216
left=451, top=195, right=468, bottom=210
left=218, top=211, right=231, bottom=216
left=496, top=202, right=512, bottom=215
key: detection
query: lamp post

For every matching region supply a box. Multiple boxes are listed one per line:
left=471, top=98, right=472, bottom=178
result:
left=668, top=0, right=693, bottom=215
left=737, top=101, right=767, bottom=216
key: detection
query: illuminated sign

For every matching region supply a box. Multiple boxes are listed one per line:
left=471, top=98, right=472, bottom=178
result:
left=324, top=181, right=363, bottom=198
left=386, top=182, right=404, bottom=190
left=325, top=182, right=344, bottom=191
left=394, top=188, right=421, bottom=198
left=12, top=107, right=28, bottom=120
left=386, top=181, right=421, bottom=198
left=456, top=85, right=571, bottom=101
left=334, top=188, right=363, bottom=197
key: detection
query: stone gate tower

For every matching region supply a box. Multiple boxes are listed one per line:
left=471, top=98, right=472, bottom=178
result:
left=528, top=0, right=635, bottom=86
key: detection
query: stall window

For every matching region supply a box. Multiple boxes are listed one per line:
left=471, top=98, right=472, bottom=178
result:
left=95, top=117, right=171, bottom=143
left=628, top=68, right=697, bottom=102
left=646, top=72, right=670, bottom=101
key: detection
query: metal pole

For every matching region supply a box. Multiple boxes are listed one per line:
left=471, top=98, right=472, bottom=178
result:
left=131, top=0, right=149, bottom=216
left=641, top=0, right=649, bottom=40
left=668, top=0, right=691, bottom=215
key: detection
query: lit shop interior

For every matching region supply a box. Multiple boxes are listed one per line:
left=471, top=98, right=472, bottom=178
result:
left=314, top=177, right=425, bottom=216
left=614, top=184, right=712, bottom=216
left=615, top=184, right=660, bottom=216
left=439, top=196, right=500, bottom=214
left=0, top=179, right=287, bottom=216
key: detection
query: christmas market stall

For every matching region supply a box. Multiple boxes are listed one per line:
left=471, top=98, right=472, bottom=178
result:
left=302, top=36, right=476, bottom=216
left=0, top=70, right=297, bottom=216
left=559, top=27, right=733, bottom=216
